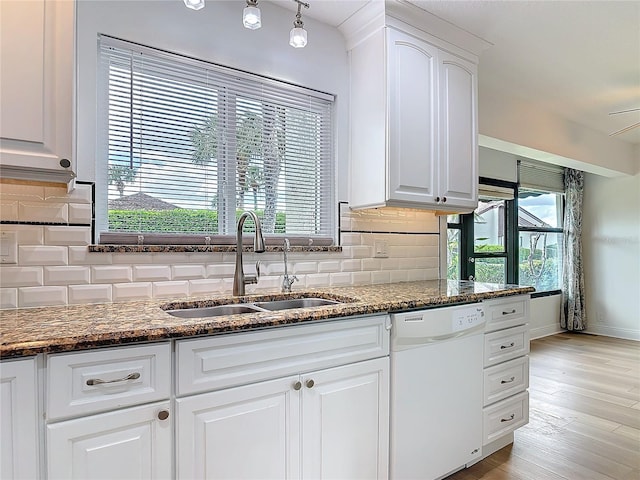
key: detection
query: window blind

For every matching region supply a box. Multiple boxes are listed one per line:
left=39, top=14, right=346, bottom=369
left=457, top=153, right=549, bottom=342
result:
left=518, top=159, right=565, bottom=193
left=98, top=36, right=335, bottom=243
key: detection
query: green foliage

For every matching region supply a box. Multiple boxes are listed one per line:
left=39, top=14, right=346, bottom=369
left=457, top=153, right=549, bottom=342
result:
left=108, top=165, right=137, bottom=197
left=108, top=209, right=286, bottom=235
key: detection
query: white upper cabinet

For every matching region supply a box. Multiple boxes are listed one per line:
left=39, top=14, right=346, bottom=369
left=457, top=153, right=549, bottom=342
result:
left=0, top=0, right=76, bottom=186
left=348, top=21, right=481, bottom=213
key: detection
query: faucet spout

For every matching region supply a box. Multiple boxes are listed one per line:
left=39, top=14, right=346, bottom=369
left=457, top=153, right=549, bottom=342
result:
left=233, top=211, right=265, bottom=296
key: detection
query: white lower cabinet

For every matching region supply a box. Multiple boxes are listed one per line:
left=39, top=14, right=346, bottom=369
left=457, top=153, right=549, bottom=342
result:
left=0, top=357, right=40, bottom=480
left=481, top=295, right=531, bottom=457
left=47, top=401, right=172, bottom=480
left=176, top=315, right=390, bottom=480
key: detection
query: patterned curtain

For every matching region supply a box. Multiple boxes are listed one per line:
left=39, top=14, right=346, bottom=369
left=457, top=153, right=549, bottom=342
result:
left=560, top=168, right=586, bottom=331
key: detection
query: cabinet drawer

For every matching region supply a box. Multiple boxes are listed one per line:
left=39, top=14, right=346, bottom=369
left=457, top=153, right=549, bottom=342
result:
left=483, top=391, right=529, bottom=445
left=47, top=342, right=171, bottom=421
left=483, top=356, right=529, bottom=406
left=176, top=315, right=390, bottom=396
left=483, top=296, right=529, bottom=332
left=484, top=324, right=529, bottom=367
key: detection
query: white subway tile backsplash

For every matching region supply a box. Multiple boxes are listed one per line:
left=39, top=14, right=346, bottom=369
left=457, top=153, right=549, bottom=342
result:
left=329, top=272, right=352, bottom=286
left=317, top=261, right=341, bottom=273
left=292, top=262, right=318, bottom=275
left=44, top=184, right=92, bottom=204
left=253, top=276, right=281, bottom=291
left=362, top=258, right=382, bottom=271
left=19, top=202, right=68, bottom=223
left=44, top=266, right=91, bottom=285
left=340, top=233, right=361, bottom=246
left=153, top=281, right=189, bottom=298
left=206, top=264, right=235, bottom=278
left=1, top=201, right=19, bottom=221
left=264, top=262, right=284, bottom=276
left=112, top=282, right=152, bottom=302
left=68, top=284, right=112, bottom=304
left=189, top=278, right=226, bottom=295
left=44, top=226, right=91, bottom=246
left=371, top=271, right=391, bottom=284
left=172, top=264, right=206, bottom=280
left=340, top=259, right=361, bottom=272
left=0, top=184, right=45, bottom=201
left=10, top=225, right=44, bottom=245
left=390, top=270, right=409, bottom=283
left=112, top=253, right=153, bottom=264
left=133, top=265, right=171, bottom=282
left=19, top=246, right=68, bottom=265
left=345, top=245, right=371, bottom=259
left=69, top=246, right=112, bottom=265
left=18, top=286, right=67, bottom=307
left=351, top=271, right=371, bottom=285
left=68, top=203, right=93, bottom=224
left=0, top=266, right=43, bottom=287
left=0, top=288, right=18, bottom=308
left=92, top=266, right=132, bottom=283
left=304, top=273, right=331, bottom=288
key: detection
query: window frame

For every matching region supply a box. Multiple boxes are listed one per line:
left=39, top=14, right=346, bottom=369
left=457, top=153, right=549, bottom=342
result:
left=96, top=35, right=336, bottom=246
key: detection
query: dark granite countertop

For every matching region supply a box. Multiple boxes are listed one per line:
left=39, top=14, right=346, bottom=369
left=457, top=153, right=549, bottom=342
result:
left=0, top=280, right=534, bottom=358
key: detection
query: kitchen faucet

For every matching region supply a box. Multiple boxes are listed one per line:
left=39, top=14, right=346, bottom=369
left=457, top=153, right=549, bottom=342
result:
left=233, top=211, right=266, bottom=296
left=281, top=238, right=298, bottom=293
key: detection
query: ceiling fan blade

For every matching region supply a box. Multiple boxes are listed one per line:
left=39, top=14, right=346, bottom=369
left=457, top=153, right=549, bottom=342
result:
left=609, top=108, right=640, bottom=115
left=609, top=121, right=640, bottom=137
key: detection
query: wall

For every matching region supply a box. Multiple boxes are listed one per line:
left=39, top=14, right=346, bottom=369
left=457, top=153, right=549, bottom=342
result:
left=582, top=172, right=640, bottom=340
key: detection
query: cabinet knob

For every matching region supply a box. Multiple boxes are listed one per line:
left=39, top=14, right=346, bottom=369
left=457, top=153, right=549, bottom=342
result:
left=442, top=196, right=447, bottom=203
left=435, top=196, right=440, bottom=203
left=306, top=379, right=315, bottom=389
left=157, top=410, right=170, bottom=421
left=293, top=381, right=302, bottom=391
left=59, top=158, right=71, bottom=168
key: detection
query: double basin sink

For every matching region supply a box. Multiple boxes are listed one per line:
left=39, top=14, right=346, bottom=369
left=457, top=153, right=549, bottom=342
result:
left=163, top=296, right=345, bottom=319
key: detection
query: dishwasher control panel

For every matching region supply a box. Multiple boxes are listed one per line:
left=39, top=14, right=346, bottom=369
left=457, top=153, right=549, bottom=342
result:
left=391, top=303, right=486, bottom=349
left=452, top=306, right=485, bottom=332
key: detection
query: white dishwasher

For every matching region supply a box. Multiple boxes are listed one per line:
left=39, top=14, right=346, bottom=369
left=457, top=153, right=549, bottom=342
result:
left=390, top=303, right=486, bottom=480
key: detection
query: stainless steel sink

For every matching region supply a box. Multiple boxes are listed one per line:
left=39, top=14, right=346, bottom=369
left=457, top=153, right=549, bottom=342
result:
left=162, top=295, right=348, bottom=318
left=254, top=298, right=340, bottom=311
left=165, top=304, right=264, bottom=318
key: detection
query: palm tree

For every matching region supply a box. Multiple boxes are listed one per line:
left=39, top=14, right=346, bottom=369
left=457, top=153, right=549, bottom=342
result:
left=108, top=165, right=137, bottom=198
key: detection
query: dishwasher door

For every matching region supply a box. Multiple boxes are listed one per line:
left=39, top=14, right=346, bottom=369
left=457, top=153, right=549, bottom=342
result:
left=390, top=305, right=484, bottom=480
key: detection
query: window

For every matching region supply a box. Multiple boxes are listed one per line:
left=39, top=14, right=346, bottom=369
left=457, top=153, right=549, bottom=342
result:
left=98, top=36, right=335, bottom=244
left=447, top=162, right=564, bottom=294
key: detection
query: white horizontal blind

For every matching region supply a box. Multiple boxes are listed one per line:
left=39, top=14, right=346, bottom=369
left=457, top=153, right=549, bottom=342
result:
left=99, top=36, right=335, bottom=243
left=518, top=159, right=565, bottom=193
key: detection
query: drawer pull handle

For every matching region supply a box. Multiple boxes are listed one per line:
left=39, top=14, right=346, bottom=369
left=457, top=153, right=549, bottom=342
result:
left=86, top=372, right=141, bottom=386
left=502, top=309, right=517, bottom=315
left=500, top=342, right=515, bottom=350
left=500, top=414, right=515, bottom=423
left=501, top=376, right=516, bottom=384
left=293, top=381, right=302, bottom=391
left=157, top=410, right=170, bottom=421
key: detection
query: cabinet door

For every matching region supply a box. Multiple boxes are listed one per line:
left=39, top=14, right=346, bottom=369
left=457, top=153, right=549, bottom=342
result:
left=438, top=51, right=478, bottom=210
left=47, top=401, right=172, bottom=480
left=0, top=0, right=74, bottom=173
left=301, top=357, right=389, bottom=480
left=0, top=358, right=40, bottom=480
left=387, top=28, right=438, bottom=205
left=176, top=375, right=301, bottom=480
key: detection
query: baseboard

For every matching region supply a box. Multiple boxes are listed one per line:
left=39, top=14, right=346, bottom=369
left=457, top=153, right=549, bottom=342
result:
left=530, top=324, right=563, bottom=340
left=586, top=325, right=640, bottom=341
left=481, top=433, right=514, bottom=459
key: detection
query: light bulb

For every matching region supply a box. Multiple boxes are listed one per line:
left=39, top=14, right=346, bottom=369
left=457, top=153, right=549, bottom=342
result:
left=183, top=0, right=205, bottom=10
left=289, top=27, right=307, bottom=48
left=243, top=6, right=261, bottom=29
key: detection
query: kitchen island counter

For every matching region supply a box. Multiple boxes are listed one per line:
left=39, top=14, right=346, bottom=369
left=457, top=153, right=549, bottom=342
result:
left=0, top=280, right=534, bottom=358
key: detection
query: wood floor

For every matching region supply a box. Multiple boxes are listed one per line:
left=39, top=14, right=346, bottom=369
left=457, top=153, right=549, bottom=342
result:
left=445, top=332, right=640, bottom=480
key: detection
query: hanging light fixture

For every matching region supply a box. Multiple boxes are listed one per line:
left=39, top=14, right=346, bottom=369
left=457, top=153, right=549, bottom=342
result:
left=289, top=0, right=309, bottom=48
left=243, top=0, right=261, bottom=29
left=183, top=0, right=205, bottom=10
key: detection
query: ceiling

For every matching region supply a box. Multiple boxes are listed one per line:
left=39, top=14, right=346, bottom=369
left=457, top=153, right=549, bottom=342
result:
left=273, top=0, right=640, bottom=145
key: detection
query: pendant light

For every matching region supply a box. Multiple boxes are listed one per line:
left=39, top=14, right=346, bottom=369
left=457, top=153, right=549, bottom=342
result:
left=289, top=0, right=309, bottom=48
left=243, top=0, right=261, bottom=30
left=183, top=0, right=205, bottom=10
